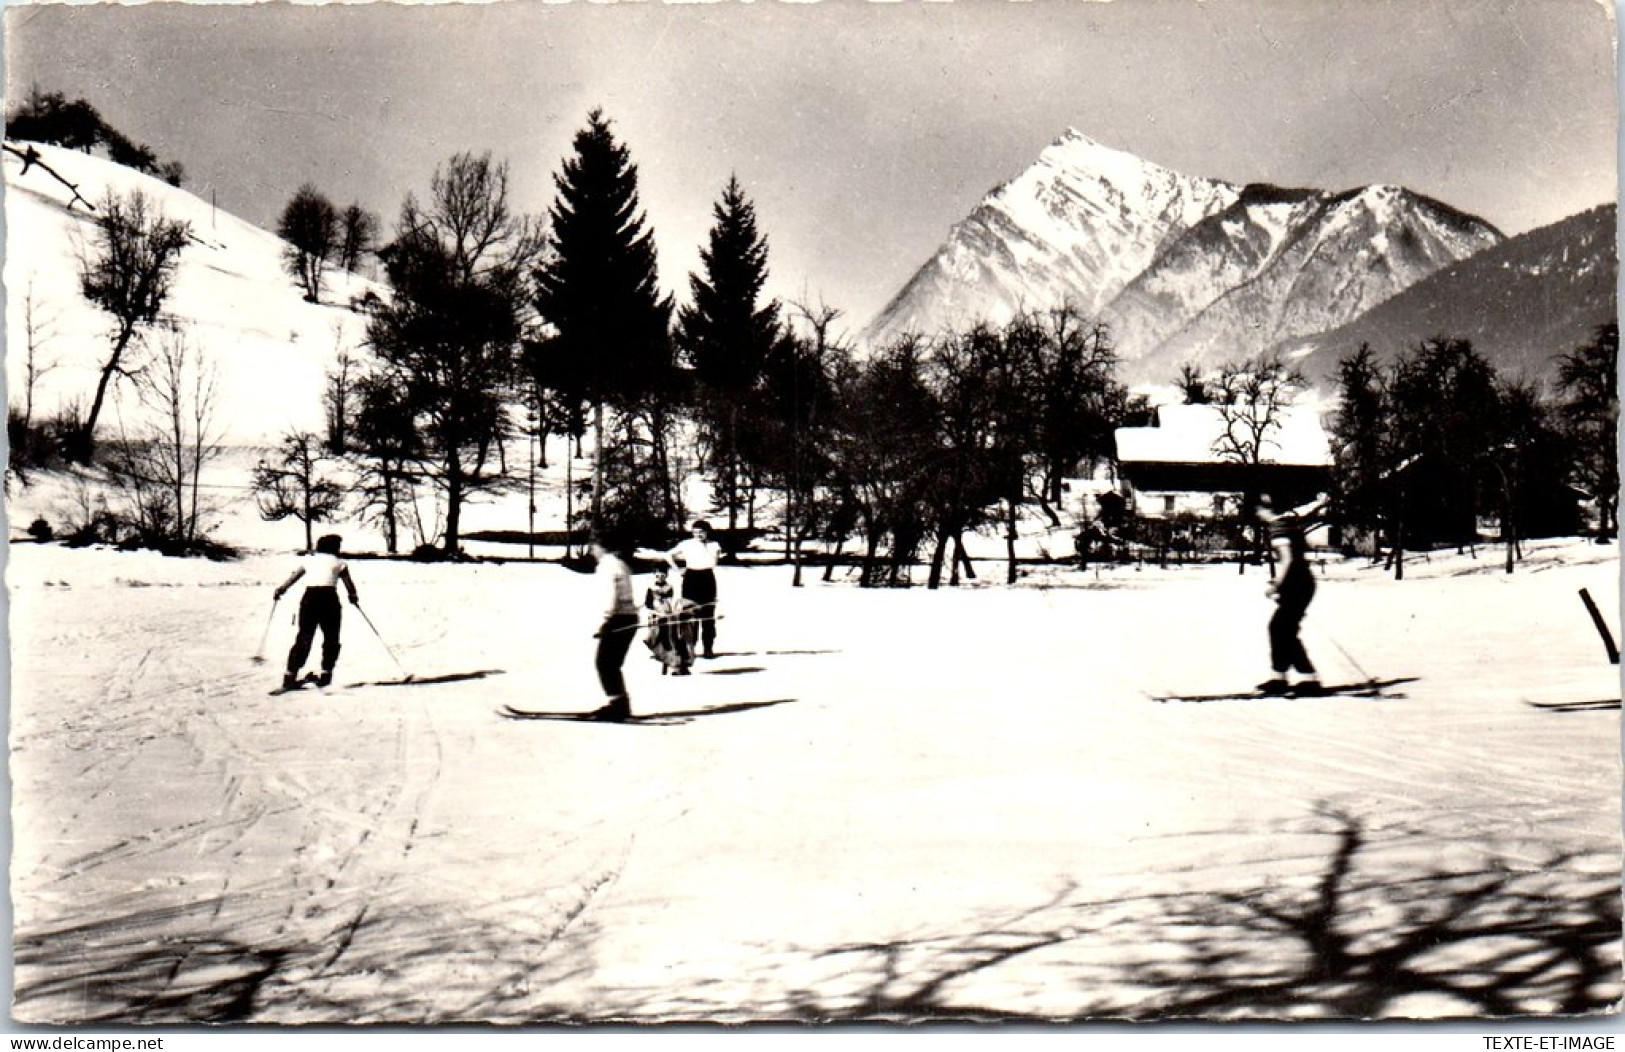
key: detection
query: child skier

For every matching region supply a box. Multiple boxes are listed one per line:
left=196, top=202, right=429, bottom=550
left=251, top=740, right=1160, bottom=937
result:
left=587, top=530, right=640, bottom=722
left=644, top=566, right=696, bottom=676
left=1255, top=494, right=1329, bottom=696
left=273, top=533, right=360, bottom=690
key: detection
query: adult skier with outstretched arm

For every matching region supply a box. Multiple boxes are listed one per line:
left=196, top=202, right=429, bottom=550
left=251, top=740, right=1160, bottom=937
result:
left=1254, top=493, right=1330, bottom=696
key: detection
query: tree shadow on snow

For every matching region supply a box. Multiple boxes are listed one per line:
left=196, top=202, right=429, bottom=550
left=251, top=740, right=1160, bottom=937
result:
left=772, top=808, right=1622, bottom=1022
left=12, top=874, right=622, bottom=1024
left=16, top=803, right=1617, bottom=1023
left=701, top=665, right=765, bottom=676
left=13, top=898, right=295, bottom=1024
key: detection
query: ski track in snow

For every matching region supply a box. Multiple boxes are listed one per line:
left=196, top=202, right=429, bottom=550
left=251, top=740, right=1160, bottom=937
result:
left=7, top=539, right=1621, bottom=1022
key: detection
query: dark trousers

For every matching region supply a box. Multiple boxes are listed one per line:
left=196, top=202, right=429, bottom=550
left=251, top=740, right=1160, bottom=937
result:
left=288, top=587, right=342, bottom=675
left=1269, top=589, right=1316, bottom=676
left=596, top=613, right=639, bottom=701
left=682, top=569, right=718, bottom=654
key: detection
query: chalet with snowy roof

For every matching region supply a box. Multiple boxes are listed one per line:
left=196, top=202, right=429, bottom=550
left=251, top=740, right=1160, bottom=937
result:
left=1112, top=403, right=1333, bottom=521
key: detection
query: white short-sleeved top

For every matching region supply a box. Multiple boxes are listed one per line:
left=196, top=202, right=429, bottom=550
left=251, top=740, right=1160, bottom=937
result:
left=671, top=538, right=720, bottom=572
left=302, top=552, right=348, bottom=588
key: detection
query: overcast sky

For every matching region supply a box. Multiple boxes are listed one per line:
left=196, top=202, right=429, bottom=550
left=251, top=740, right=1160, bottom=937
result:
left=5, top=0, right=1617, bottom=335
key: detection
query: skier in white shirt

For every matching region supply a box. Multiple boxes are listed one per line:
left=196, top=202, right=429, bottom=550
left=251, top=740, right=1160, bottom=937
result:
left=272, top=533, right=360, bottom=690
left=666, top=519, right=723, bottom=658
left=587, top=529, right=639, bottom=722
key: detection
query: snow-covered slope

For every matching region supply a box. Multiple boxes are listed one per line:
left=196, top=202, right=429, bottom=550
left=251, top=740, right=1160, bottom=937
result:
left=5, top=142, right=376, bottom=444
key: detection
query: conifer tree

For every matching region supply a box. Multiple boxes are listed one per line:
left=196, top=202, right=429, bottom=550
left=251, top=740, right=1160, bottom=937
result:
left=677, top=176, right=784, bottom=530
left=533, top=109, right=675, bottom=534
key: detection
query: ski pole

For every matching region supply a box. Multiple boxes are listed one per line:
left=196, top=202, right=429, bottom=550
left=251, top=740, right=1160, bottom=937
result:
left=354, top=603, right=413, bottom=681
left=1325, top=633, right=1375, bottom=686
left=250, top=597, right=279, bottom=665
left=601, top=612, right=726, bottom=635
left=1578, top=587, right=1620, bottom=664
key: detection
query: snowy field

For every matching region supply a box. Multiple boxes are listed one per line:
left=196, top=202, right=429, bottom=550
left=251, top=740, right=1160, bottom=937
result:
left=6, top=533, right=1620, bottom=1023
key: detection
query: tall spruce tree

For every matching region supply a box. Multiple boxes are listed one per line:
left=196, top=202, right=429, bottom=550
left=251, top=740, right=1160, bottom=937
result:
left=677, top=176, right=783, bottom=529
left=534, top=109, right=675, bottom=534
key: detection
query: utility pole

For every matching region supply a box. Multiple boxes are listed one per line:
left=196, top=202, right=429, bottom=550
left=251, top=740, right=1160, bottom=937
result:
left=527, top=398, right=538, bottom=561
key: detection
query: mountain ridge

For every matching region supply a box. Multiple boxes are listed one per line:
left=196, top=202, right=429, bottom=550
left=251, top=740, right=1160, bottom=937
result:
left=1272, top=201, right=1618, bottom=388
left=862, top=131, right=1512, bottom=387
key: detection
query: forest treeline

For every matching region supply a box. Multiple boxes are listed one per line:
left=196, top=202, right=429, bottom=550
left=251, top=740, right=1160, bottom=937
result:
left=6, top=102, right=1618, bottom=583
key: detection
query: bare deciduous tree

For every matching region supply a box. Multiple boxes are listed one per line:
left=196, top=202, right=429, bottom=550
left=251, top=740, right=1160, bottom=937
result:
left=18, top=276, right=61, bottom=433
left=1210, top=357, right=1306, bottom=572
left=1210, top=357, right=1305, bottom=471
left=366, top=150, right=544, bottom=555
left=254, top=431, right=347, bottom=553
left=278, top=183, right=339, bottom=303
left=104, top=323, right=225, bottom=552
left=8, top=276, right=62, bottom=472
left=338, top=203, right=379, bottom=275
left=75, top=189, right=191, bottom=461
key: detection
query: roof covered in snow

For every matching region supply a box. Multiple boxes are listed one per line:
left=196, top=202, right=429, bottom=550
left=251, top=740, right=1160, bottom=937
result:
left=1115, top=403, right=1333, bottom=467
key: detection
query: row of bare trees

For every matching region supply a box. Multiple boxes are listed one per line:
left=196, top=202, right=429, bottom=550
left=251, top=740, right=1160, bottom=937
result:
left=276, top=185, right=379, bottom=303
left=1330, top=329, right=1617, bottom=577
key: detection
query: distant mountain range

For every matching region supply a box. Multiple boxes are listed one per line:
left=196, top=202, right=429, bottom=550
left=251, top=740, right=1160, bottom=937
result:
left=863, top=129, right=1612, bottom=389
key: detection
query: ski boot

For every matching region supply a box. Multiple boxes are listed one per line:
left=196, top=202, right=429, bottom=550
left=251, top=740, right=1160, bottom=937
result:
left=588, top=696, right=632, bottom=722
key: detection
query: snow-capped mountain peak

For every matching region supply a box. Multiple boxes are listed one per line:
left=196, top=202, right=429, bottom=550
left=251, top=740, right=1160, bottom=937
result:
left=862, top=132, right=1503, bottom=385
left=863, top=132, right=1238, bottom=343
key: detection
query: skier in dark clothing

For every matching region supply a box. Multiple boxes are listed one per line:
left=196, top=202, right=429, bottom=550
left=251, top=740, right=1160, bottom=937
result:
left=1256, top=494, right=1329, bottom=696
left=273, top=533, right=360, bottom=690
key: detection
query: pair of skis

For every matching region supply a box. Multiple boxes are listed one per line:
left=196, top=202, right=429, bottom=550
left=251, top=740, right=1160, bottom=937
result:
left=1148, top=676, right=1417, bottom=704
left=496, top=704, right=677, bottom=725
